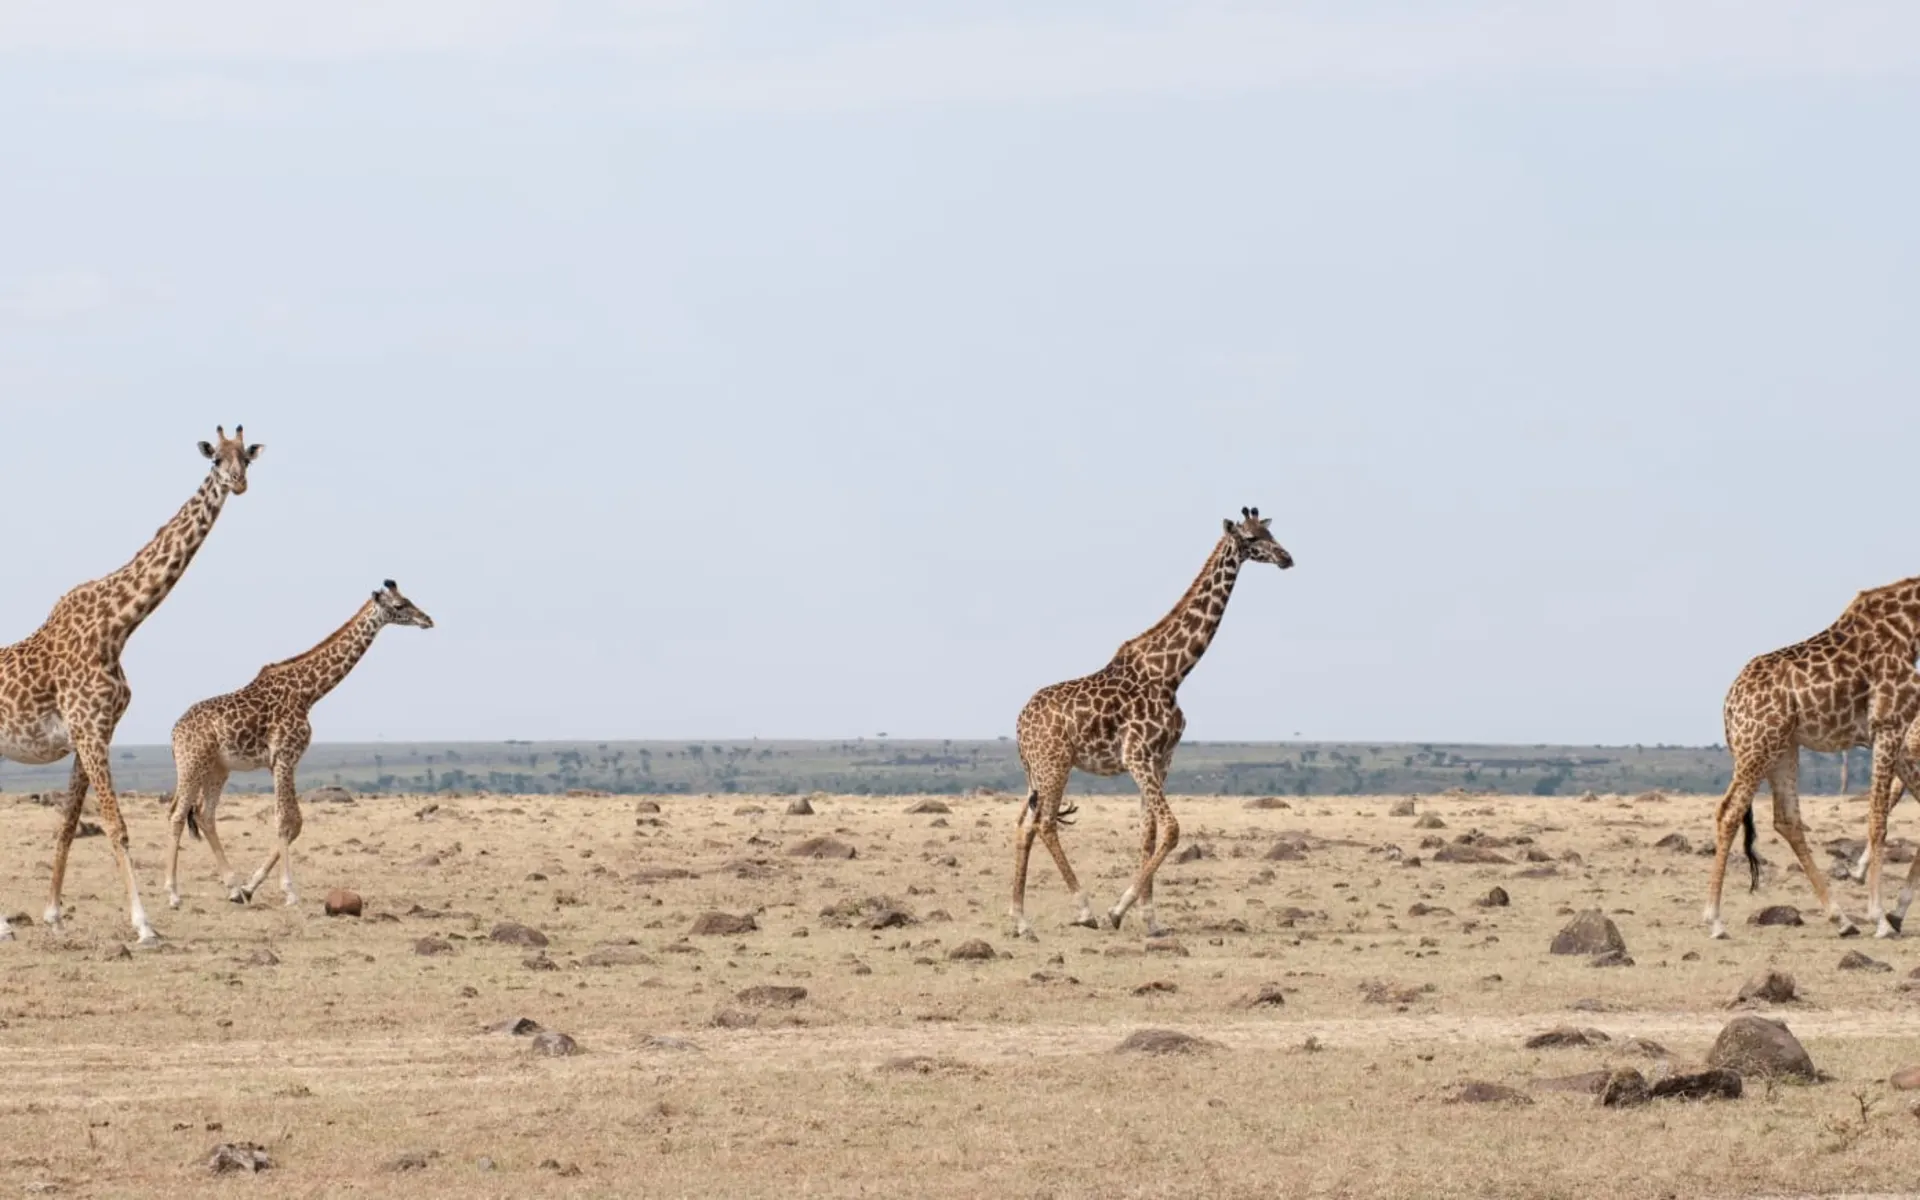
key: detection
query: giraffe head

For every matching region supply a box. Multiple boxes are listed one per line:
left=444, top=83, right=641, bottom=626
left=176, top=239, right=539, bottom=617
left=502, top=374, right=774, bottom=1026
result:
left=371, top=580, right=436, bottom=629
left=196, top=425, right=263, bottom=495
left=1223, top=506, right=1293, bottom=569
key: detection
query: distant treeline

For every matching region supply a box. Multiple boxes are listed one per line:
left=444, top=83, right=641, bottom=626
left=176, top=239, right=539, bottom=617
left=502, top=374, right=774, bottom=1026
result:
left=0, top=738, right=1866, bottom=798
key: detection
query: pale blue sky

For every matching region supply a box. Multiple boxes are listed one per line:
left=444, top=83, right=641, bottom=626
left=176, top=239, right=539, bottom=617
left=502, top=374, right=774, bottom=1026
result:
left=2, top=2, right=1918, bottom=746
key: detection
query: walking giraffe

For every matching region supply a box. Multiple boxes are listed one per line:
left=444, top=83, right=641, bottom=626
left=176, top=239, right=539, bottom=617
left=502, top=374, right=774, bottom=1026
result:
left=1706, top=574, right=1920, bottom=939
left=1010, top=507, right=1292, bottom=938
left=0, top=426, right=261, bottom=944
left=165, top=581, right=434, bottom=909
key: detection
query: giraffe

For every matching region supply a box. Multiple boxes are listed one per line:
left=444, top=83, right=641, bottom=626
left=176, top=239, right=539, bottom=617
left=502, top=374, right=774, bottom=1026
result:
left=1705, top=574, right=1920, bottom=940
left=1010, top=507, right=1292, bottom=938
left=163, top=581, right=434, bottom=909
left=0, top=426, right=261, bottom=945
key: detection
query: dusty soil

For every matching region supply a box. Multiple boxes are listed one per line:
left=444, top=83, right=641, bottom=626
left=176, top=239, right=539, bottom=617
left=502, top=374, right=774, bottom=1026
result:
left=3, top=787, right=1919, bottom=1198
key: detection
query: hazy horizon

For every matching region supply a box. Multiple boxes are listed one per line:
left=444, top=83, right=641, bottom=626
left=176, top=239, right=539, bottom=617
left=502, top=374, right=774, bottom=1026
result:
left=5, top=3, right=1919, bottom=749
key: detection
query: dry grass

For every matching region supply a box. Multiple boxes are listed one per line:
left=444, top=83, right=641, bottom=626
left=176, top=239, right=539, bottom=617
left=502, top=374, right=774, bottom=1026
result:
left=2, top=787, right=1919, bottom=1198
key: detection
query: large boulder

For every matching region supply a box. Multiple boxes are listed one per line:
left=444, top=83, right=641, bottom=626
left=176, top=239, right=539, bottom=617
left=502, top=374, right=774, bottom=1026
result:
left=1707, top=1016, right=1817, bottom=1081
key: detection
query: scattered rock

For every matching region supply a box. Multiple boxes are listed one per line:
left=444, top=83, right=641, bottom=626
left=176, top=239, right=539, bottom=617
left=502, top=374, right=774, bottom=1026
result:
left=1534, top=1070, right=1611, bottom=1095
left=638, top=1034, right=702, bottom=1053
left=1475, top=886, right=1510, bottom=908
left=529, top=1031, right=580, bottom=1057
left=1733, top=970, right=1798, bottom=1006
left=1600, top=1068, right=1650, bottom=1107
left=1446, top=1081, right=1532, bottom=1105
left=633, top=800, right=661, bottom=813
left=947, top=939, right=997, bottom=962
left=1432, top=844, right=1511, bottom=865
left=413, top=937, right=453, bottom=957
left=1652, top=832, right=1691, bottom=853
left=305, top=785, right=355, bottom=804
left=1263, top=842, right=1306, bottom=862
left=1171, top=843, right=1212, bottom=864
left=489, top=921, right=549, bottom=948
left=1707, top=1015, right=1817, bottom=1080
left=786, top=796, right=815, bottom=815
left=1240, top=984, right=1287, bottom=1008
left=207, top=1142, right=272, bottom=1174
left=579, top=945, right=655, bottom=967
left=323, top=889, right=362, bottom=918
left=630, top=866, right=694, bottom=883
left=1551, top=910, right=1626, bottom=957
left=522, top=952, right=558, bottom=971
left=1889, top=1065, right=1920, bottom=1090
left=689, top=912, right=756, bottom=936
left=245, top=948, right=279, bottom=967
left=487, top=1017, right=542, bottom=1036
left=787, top=837, right=856, bottom=860
left=1245, top=796, right=1292, bottom=810
left=1620, top=1037, right=1669, bottom=1058
left=1389, top=797, right=1418, bottom=817
left=1838, top=950, right=1891, bottom=972
left=1407, top=902, right=1453, bottom=917
left=1133, top=979, right=1178, bottom=995
left=710, top=1008, right=757, bottom=1029
left=1748, top=905, right=1803, bottom=927
left=736, top=985, right=807, bottom=1007
left=1589, top=949, right=1635, bottom=968
left=384, top=1150, right=435, bottom=1172
left=1414, top=814, right=1447, bottom=829
left=1524, top=1027, right=1610, bottom=1050
left=905, top=799, right=950, bottom=814
left=1115, top=1028, right=1219, bottom=1055
left=1144, top=937, right=1190, bottom=956
left=1650, top=1069, right=1743, bottom=1101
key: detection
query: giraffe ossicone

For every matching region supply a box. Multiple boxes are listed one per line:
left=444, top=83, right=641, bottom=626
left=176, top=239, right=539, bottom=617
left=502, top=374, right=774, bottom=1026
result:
left=0, top=426, right=259, bottom=944
left=1010, top=507, right=1292, bottom=939
left=165, top=581, right=434, bottom=911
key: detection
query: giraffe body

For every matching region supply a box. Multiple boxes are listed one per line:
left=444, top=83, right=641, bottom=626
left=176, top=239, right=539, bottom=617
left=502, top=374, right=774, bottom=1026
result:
left=1011, top=508, right=1292, bottom=938
left=0, top=428, right=259, bottom=945
left=1706, top=575, right=1920, bottom=940
left=165, top=583, right=433, bottom=909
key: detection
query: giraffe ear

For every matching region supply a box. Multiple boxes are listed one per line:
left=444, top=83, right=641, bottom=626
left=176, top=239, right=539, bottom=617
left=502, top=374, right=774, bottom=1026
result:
left=1223, top=518, right=1240, bottom=538
left=383, top=579, right=397, bottom=591
left=244, top=444, right=264, bottom=462
left=198, top=441, right=215, bottom=459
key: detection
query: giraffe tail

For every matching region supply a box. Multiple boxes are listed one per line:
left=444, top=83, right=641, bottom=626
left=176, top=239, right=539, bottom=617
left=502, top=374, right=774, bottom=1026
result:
left=1742, top=804, right=1758, bottom=892
left=1020, top=791, right=1078, bottom=827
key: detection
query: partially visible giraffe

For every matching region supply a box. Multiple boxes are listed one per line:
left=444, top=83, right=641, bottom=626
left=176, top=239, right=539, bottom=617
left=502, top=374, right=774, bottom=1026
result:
left=1705, top=574, right=1920, bottom=940
left=1010, top=508, right=1293, bottom=938
left=164, top=581, right=434, bottom=909
left=0, top=426, right=261, bottom=944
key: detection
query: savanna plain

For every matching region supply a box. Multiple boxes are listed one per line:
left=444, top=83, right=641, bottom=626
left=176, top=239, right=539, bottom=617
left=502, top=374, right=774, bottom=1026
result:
left=3, top=786, right=1918, bottom=1199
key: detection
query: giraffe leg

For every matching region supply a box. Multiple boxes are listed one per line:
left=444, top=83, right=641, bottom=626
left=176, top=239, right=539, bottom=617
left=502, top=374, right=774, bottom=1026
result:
left=243, top=756, right=303, bottom=906
left=1855, top=782, right=1906, bottom=883
left=1108, top=761, right=1178, bottom=936
left=1704, top=760, right=1766, bottom=939
left=1865, top=731, right=1902, bottom=937
left=1767, top=753, right=1854, bottom=935
left=69, top=737, right=158, bottom=944
left=1011, top=762, right=1089, bottom=936
left=193, top=779, right=245, bottom=903
left=44, top=757, right=91, bottom=932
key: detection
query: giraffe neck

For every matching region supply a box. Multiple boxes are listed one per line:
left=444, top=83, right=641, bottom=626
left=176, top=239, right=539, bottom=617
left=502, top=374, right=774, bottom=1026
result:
left=100, top=467, right=232, bottom=652
left=1839, top=575, right=1920, bottom=658
left=259, top=601, right=390, bottom=709
left=1115, top=536, right=1242, bottom=685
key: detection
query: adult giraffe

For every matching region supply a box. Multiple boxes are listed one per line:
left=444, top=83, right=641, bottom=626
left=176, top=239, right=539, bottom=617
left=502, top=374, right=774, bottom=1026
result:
left=0, top=426, right=261, bottom=944
left=1010, top=507, right=1293, bottom=938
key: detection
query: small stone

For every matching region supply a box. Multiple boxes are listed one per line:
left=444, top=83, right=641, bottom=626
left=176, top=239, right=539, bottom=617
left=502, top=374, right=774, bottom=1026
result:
left=384, top=1150, right=434, bottom=1172
left=1115, top=1028, right=1219, bottom=1055
left=1747, top=905, right=1803, bottom=927
left=413, top=937, right=453, bottom=957
left=323, top=889, right=362, bottom=917
left=689, top=911, right=757, bottom=936
left=1264, top=842, right=1306, bottom=861
left=1534, top=1070, right=1611, bottom=1095
left=1171, top=843, right=1210, bottom=864
left=787, top=837, right=856, bottom=860
left=1414, top=813, right=1447, bottom=829
left=1523, top=1026, right=1610, bottom=1050
left=487, top=1017, right=542, bottom=1036
left=1838, top=950, right=1891, bottom=972
left=488, top=921, right=548, bottom=948
left=1707, top=1015, right=1817, bottom=1080
left=736, top=985, right=807, bottom=1006
left=529, top=1031, right=580, bottom=1057
left=710, top=1007, right=757, bottom=1029
left=1133, top=979, right=1178, bottom=995
left=905, top=799, right=950, bottom=814
left=1241, top=983, right=1287, bottom=1008
left=633, top=800, right=661, bottom=813
left=1446, top=1081, right=1531, bottom=1105
left=1476, top=886, right=1510, bottom=908
left=1600, top=1068, right=1650, bottom=1107
left=786, top=796, right=815, bottom=815
left=1144, top=937, right=1190, bottom=956
left=1551, top=910, right=1626, bottom=956
left=947, top=938, right=996, bottom=961
left=1389, top=797, right=1417, bottom=817
left=207, top=1142, right=272, bottom=1174
left=1889, top=1065, right=1920, bottom=1090
left=245, top=948, right=279, bottom=967
left=1733, top=970, right=1798, bottom=1006
left=1245, top=796, right=1292, bottom=810
left=522, top=952, right=558, bottom=971
left=580, top=945, right=655, bottom=967
left=1620, top=1036, right=1669, bottom=1058
left=1432, top=844, right=1511, bottom=864
left=1589, top=949, right=1635, bottom=968
left=1649, top=1068, right=1742, bottom=1101
left=1652, top=832, right=1691, bottom=853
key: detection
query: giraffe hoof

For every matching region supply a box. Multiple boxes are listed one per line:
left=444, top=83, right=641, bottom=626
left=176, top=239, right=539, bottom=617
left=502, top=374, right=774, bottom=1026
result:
left=134, top=932, right=162, bottom=949
left=1070, top=916, right=1100, bottom=930
left=229, top=890, right=250, bottom=905
left=0, top=927, right=13, bottom=943
left=1886, top=913, right=1904, bottom=934
left=1838, top=921, right=1862, bottom=938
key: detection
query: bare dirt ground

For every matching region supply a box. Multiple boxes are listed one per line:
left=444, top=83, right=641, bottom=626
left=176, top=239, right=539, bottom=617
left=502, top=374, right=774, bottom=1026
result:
left=3, top=787, right=1919, bottom=1198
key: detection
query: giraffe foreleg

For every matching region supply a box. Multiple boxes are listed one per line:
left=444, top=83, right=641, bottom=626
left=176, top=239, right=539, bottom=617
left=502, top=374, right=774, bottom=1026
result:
left=1767, top=755, right=1854, bottom=935
left=1865, top=729, right=1904, bottom=937
left=1108, top=763, right=1179, bottom=936
left=244, top=756, right=304, bottom=906
left=68, top=736, right=158, bottom=944
left=44, top=757, right=90, bottom=933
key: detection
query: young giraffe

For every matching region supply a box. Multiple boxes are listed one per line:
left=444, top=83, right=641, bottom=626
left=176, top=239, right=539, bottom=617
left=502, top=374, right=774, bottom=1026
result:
left=1706, top=574, right=1920, bottom=940
left=164, top=581, right=434, bottom=909
left=0, top=426, right=261, bottom=944
left=1011, top=507, right=1293, bottom=938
